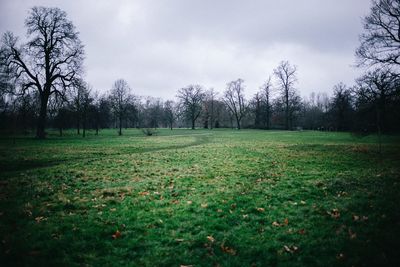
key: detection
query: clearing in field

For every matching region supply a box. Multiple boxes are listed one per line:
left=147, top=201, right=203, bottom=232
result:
left=0, top=129, right=400, bottom=266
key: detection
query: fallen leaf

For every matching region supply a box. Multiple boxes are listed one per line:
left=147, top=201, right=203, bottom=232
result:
left=352, top=215, right=360, bottom=221
left=201, top=203, right=208, bottom=208
left=207, top=236, right=215, bottom=243
left=171, top=199, right=179, bottom=204
left=139, top=191, right=149, bottom=196
left=221, top=243, right=236, bottom=255
left=217, top=209, right=223, bottom=213
left=35, top=216, right=47, bottom=223
left=283, top=245, right=298, bottom=254
left=298, top=229, right=306, bottom=235
left=327, top=208, right=340, bottom=219
left=283, top=218, right=289, bottom=225
left=112, top=230, right=121, bottom=239
left=187, top=201, right=192, bottom=205
left=336, top=253, right=345, bottom=260
left=348, top=228, right=357, bottom=239
left=272, top=221, right=280, bottom=227
left=256, top=207, right=265, bottom=212
left=175, top=239, right=184, bottom=242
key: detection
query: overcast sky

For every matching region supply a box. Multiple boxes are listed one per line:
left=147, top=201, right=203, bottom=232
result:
left=0, top=0, right=371, bottom=100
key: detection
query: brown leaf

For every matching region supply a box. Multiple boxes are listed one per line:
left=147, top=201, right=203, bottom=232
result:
left=283, top=218, right=289, bottom=225
left=207, top=235, right=215, bottom=243
left=139, top=191, right=149, bottom=196
left=272, top=221, right=280, bottom=227
left=112, top=230, right=121, bottom=239
left=298, top=229, right=306, bottom=235
left=221, top=243, right=236, bottom=255
left=256, top=207, right=265, bottom=212
left=327, top=208, right=340, bottom=219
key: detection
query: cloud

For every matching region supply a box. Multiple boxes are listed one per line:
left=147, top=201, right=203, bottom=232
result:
left=0, top=0, right=371, bottom=100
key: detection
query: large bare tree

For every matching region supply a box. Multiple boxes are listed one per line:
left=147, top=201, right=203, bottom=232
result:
left=0, top=7, right=84, bottom=138
left=274, top=61, right=297, bottom=130
left=109, top=79, right=131, bottom=136
left=356, top=0, right=400, bottom=69
left=223, top=79, right=247, bottom=130
left=177, top=85, right=205, bottom=129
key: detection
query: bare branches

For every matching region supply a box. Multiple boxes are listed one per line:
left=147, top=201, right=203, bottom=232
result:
left=177, top=85, right=205, bottom=129
left=223, top=79, right=247, bottom=129
left=356, top=0, right=400, bottom=68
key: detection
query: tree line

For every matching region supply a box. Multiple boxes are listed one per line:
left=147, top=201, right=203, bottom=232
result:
left=1, top=1, right=400, bottom=138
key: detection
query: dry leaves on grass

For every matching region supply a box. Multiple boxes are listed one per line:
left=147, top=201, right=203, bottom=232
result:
left=207, top=236, right=215, bottom=243
left=112, top=230, right=121, bottom=239
left=256, top=207, right=265, bottom=212
left=221, top=243, right=236, bottom=255
left=327, top=208, right=340, bottom=219
left=283, top=245, right=299, bottom=254
left=272, top=218, right=289, bottom=227
left=138, top=191, right=150, bottom=196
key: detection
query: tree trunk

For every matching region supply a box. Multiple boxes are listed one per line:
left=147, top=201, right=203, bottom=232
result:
left=83, top=113, right=86, bottom=138
left=36, top=94, right=49, bottom=139
left=59, top=126, right=63, bottom=137
left=119, top=113, right=122, bottom=135
left=236, top=115, right=241, bottom=130
left=191, top=118, right=195, bottom=130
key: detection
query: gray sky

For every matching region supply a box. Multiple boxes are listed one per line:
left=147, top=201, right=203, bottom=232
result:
left=0, top=0, right=371, bottom=100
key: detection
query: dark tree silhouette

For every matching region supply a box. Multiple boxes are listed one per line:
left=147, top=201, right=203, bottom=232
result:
left=274, top=61, right=297, bottom=130
left=177, top=85, right=205, bottom=129
left=109, top=79, right=131, bottom=136
left=223, top=79, right=247, bottom=130
left=356, top=0, right=400, bottom=68
left=330, top=83, right=354, bottom=131
left=0, top=7, right=84, bottom=138
left=164, top=100, right=175, bottom=130
left=355, top=69, right=399, bottom=138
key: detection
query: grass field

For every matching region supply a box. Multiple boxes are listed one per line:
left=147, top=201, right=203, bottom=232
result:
left=0, top=129, right=400, bottom=266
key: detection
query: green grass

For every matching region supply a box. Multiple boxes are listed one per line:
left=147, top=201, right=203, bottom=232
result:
left=0, top=129, right=400, bottom=266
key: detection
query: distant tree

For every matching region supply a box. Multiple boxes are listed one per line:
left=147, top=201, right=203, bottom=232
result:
left=274, top=61, right=298, bottom=130
left=81, top=84, right=93, bottom=138
left=164, top=100, right=175, bottom=130
left=355, top=68, right=400, bottom=136
left=0, top=7, right=84, bottom=138
left=252, top=92, right=263, bottom=128
left=259, top=76, right=273, bottom=129
left=177, top=85, right=205, bottom=129
left=223, top=79, right=247, bottom=129
left=109, top=79, right=131, bottom=136
left=330, top=83, right=354, bottom=131
left=356, top=0, right=400, bottom=69
left=202, top=88, right=218, bottom=129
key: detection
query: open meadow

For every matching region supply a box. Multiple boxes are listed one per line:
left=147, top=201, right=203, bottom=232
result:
left=0, top=129, right=400, bottom=266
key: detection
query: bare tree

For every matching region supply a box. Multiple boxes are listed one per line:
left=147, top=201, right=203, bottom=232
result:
left=355, top=68, right=399, bottom=150
left=274, top=61, right=298, bottom=130
left=109, top=79, right=131, bottom=136
left=223, top=79, right=247, bottom=130
left=0, top=7, right=84, bottom=138
left=356, top=0, right=400, bottom=69
left=330, top=83, right=354, bottom=131
left=260, top=76, right=273, bottom=129
left=177, top=85, right=205, bottom=129
left=164, top=100, right=175, bottom=130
